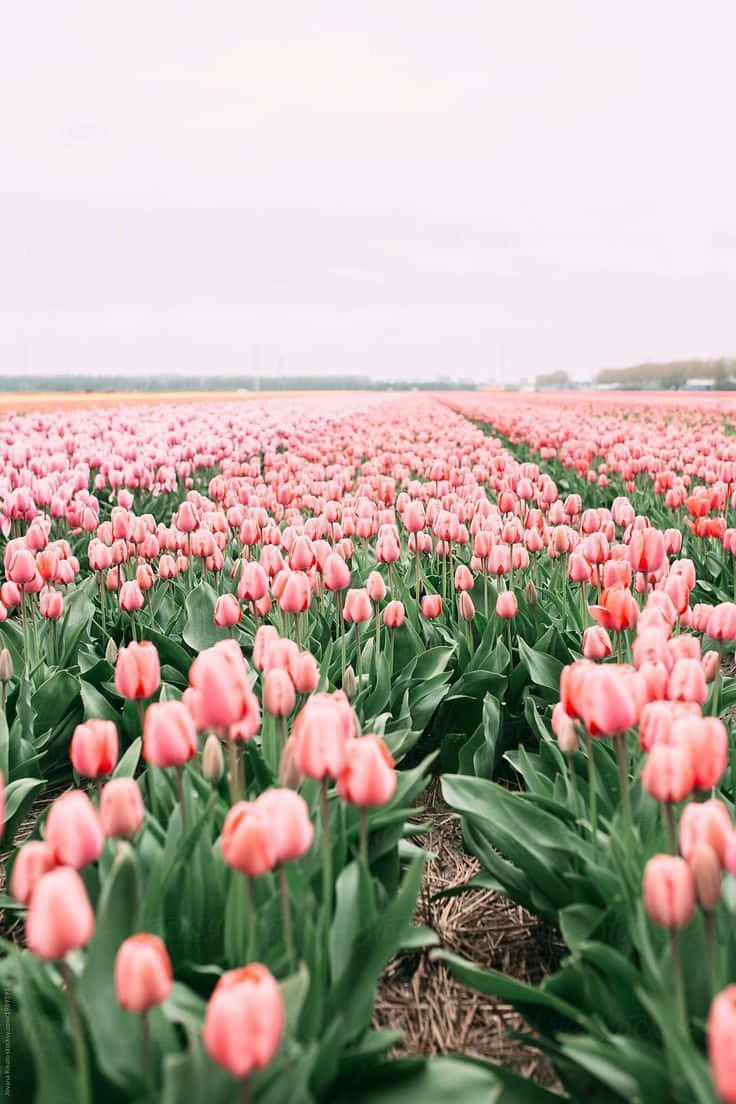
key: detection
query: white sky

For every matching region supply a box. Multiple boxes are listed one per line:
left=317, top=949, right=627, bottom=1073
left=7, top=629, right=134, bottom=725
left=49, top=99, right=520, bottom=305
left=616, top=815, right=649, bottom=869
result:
left=2, top=1, right=736, bottom=383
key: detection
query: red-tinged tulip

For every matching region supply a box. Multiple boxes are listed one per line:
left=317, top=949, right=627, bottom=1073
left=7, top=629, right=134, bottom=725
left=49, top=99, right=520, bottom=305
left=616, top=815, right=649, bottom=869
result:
left=256, top=788, right=314, bottom=861
left=26, top=866, right=95, bottom=960
left=683, top=716, right=728, bottom=789
left=115, top=641, right=161, bottom=700
left=292, top=651, right=319, bottom=693
left=70, top=719, right=118, bottom=778
left=643, top=854, right=695, bottom=928
left=343, top=588, right=372, bottom=624
left=551, top=701, right=578, bottom=752
left=143, top=701, right=198, bottom=767
left=119, top=579, right=145, bottom=612
left=222, top=802, right=277, bottom=876
left=580, top=666, right=646, bottom=737
left=588, top=585, right=638, bottom=632
left=628, top=528, right=666, bottom=574
left=115, top=933, right=173, bottom=1012
left=45, top=790, right=104, bottom=868
left=496, top=591, right=518, bottom=619
left=454, top=564, right=474, bottom=592
left=366, top=571, right=387, bottom=603
left=559, top=659, right=596, bottom=719
left=100, top=778, right=144, bottom=838
left=6, top=547, right=36, bottom=586
left=667, top=658, right=707, bottom=705
left=568, top=553, right=592, bottom=583
left=203, top=964, right=284, bottom=1078
left=39, top=586, right=63, bottom=619
left=189, top=640, right=253, bottom=728
left=175, top=501, right=198, bottom=532
left=253, top=625, right=280, bottom=671
left=420, top=594, right=443, bottom=619
left=458, top=592, right=475, bottom=621
left=707, top=602, right=736, bottom=642
left=638, top=700, right=700, bottom=751
left=278, top=570, right=311, bottom=614
left=383, top=600, right=405, bottom=628
left=703, top=649, right=720, bottom=682
left=338, top=734, right=397, bottom=807
left=679, top=799, right=731, bottom=864
left=10, top=841, right=56, bottom=904
left=641, top=742, right=695, bottom=803
left=292, top=692, right=354, bottom=780
left=238, top=561, right=268, bottom=603
left=214, top=593, right=241, bottom=628
left=690, top=843, right=722, bottom=910
left=582, top=626, right=612, bottom=660
left=708, top=986, right=736, bottom=1104
left=322, top=552, right=351, bottom=592
left=263, top=669, right=296, bottom=717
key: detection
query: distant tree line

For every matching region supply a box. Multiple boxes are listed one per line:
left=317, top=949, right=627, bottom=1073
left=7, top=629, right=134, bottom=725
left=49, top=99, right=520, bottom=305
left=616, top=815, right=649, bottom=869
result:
left=593, top=358, right=736, bottom=389
left=0, top=373, right=481, bottom=393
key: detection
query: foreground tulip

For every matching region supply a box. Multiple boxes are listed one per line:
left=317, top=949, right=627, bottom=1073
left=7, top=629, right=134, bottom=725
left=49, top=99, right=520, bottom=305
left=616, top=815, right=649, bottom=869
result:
left=203, top=964, right=284, bottom=1080
left=709, top=986, right=736, bottom=1104
left=115, top=933, right=172, bottom=1012
left=338, top=735, right=396, bottom=862
left=115, top=641, right=161, bottom=701
left=582, top=625, right=612, bottom=660
left=45, top=790, right=104, bottom=868
left=100, top=777, right=144, bottom=838
left=10, top=840, right=56, bottom=904
left=26, top=866, right=94, bottom=959
left=69, top=718, right=118, bottom=778
left=188, top=639, right=253, bottom=730
left=420, top=594, right=442, bottom=619
left=222, top=801, right=277, bottom=877
left=143, top=701, right=198, bottom=768
left=214, top=593, right=241, bottom=629
left=256, top=787, right=314, bottom=967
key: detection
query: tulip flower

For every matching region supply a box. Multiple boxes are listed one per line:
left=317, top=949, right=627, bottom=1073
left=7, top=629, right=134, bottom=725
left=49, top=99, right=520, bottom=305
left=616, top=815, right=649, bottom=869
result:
left=203, top=964, right=284, bottom=1084
left=69, top=719, right=118, bottom=779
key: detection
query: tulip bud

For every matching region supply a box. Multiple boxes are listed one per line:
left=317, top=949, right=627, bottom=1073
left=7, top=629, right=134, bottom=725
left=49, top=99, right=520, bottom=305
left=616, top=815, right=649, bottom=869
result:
left=105, top=637, right=119, bottom=665
left=0, top=647, right=13, bottom=683
left=202, top=733, right=224, bottom=782
left=690, top=843, right=722, bottom=911
left=342, top=665, right=357, bottom=699
left=525, top=579, right=537, bottom=605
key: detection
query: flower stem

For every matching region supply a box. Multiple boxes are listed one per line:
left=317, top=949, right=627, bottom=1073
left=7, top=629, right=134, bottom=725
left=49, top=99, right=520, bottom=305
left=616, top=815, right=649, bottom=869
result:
left=60, top=960, right=91, bottom=1104
left=669, top=928, right=688, bottom=1035
left=583, top=732, right=599, bottom=863
left=279, top=864, right=295, bottom=971
left=359, top=806, right=368, bottom=865
left=614, top=732, right=632, bottom=836
left=320, top=779, right=333, bottom=941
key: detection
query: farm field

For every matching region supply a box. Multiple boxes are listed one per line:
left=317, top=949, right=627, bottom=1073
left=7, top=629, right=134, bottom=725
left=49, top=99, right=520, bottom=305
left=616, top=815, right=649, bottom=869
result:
left=2, top=388, right=736, bottom=1102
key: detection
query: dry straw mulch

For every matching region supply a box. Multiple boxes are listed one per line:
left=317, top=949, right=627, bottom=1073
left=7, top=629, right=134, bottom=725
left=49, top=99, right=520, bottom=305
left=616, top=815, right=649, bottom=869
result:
left=374, top=780, right=564, bottom=1089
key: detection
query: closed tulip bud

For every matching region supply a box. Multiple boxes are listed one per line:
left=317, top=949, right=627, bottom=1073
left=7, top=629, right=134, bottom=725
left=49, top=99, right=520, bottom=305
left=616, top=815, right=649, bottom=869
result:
left=343, top=587, right=372, bottom=623
left=115, top=641, right=161, bottom=700
left=202, top=732, right=225, bottom=781
left=39, top=586, right=63, bottom=619
left=342, top=664, right=357, bottom=699
left=253, top=625, right=280, bottom=671
left=119, top=579, right=145, bottom=613
left=292, top=651, right=319, bottom=693
left=581, top=666, right=646, bottom=737
left=70, top=719, right=118, bottom=778
left=582, top=625, right=612, bottom=660
left=454, top=564, right=474, bottom=592
left=643, top=854, right=695, bottom=928
left=366, top=571, right=387, bottom=603
left=26, top=867, right=95, bottom=960
left=278, top=733, right=303, bottom=788
left=458, top=592, right=475, bottom=621
left=278, top=570, right=311, bottom=614
left=10, top=841, right=56, bottom=904
left=99, top=777, right=144, bottom=838
left=203, top=964, right=284, bottom=1078
left=708, top=986, right=736, bottom=1104
left=263, top=669, right=296, bottom=717
left=115, top=933, right=173, bottom=1012
left=496, top=591, right=518, bottom=619
left=45, top=790, right=104, bottom=868
left=525, top=579, right=537, bottom=605
left=703, top=650, right=720, bottom=682
left=641, top=742, right=695, bottom=803
left=214, top=593, right=241, bottom=628
left=105, top=637, right=119, bottom=665
left=680, top=799, right=731, bottom=864
left=292, top=693, right=354, bottom=780
left=322, top=552, right=351, bottom=592
left=338, top=734, right=397, bottom=807
left=222, top=801, right=277, bottom=876
left=551, top=701, right=579, bottom=752
left=143, top=701, right=198, bottom=768
left=690, top=843, right=722, bottom=910
left=420, top=594, right=443, bottom=619
left=256, top=788, right=314, bottom=861
left=0, top=647, right=13, bottom=683
left=383, top=600, right=405, bottom=629
left=189, top=640, right=254, bottom=729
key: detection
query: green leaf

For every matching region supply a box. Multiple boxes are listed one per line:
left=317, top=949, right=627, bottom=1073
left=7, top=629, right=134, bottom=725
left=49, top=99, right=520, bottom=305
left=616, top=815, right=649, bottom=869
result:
left=413, top=646, right=455, bottom=680
left=517, top=638, right=563, bottom=693
left=80, top=679, right=121, bottom=726
left=182, top=582, right=228, bottom=652
left=2, top=777, right=45, bottom=845
left=14, top=951, right=79, bottom=1104
left=57, top=581, right=96, bottom=667
left=112, top=737, right=142, bottom=778
left=32, top=671, right=80, bottom=735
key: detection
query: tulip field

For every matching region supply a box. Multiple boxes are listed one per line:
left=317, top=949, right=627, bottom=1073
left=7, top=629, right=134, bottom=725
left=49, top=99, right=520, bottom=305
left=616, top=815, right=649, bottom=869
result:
left=4, top=388, right=736, bottom=1102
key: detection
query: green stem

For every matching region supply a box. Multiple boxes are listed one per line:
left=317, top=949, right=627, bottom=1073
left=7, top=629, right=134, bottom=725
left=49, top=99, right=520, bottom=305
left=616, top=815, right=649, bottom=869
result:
left=60, top=961, right=91, bottom=1104
left=669, top=928, right=689, bottom=1036
left=704, top=910, right=718, bottom=996
left=359, top=806, right=368, bottom=865
left=228, top=740, right=242, bottom=803
left=141, top=1008, right=152, bottom=1088
left=355, top=624, right=362, bottom=683
left=583, top=732, right=599, bottom=863
left=176, top=764, right=188, bottom=831
left=664, top=803, right=677, bottom=853
left=614, top=732, right=632, bottom=837
left=320, top=779, right=333, bottom=941
left=279, top=864, right=295, bottom=971
left=244, top=874, right=255, bottom=960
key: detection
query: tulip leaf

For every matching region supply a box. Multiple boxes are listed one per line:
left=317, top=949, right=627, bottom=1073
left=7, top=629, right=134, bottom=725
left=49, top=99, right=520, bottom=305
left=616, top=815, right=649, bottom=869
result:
left=182, top=581, right=228, bottom=652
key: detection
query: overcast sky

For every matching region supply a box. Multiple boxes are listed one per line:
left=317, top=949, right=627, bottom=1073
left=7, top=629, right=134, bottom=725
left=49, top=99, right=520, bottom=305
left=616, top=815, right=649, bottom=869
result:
left=2, top=2, right=736, bottom=383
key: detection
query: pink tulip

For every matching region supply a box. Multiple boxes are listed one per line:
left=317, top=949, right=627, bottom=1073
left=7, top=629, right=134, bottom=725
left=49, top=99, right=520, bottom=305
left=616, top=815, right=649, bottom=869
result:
left=70, top=719, right=118, bottom=778
left=203, top=964, right=284, bottom=1078
left=337, top=735, right=397, bottom=807
left=100, top=778, right=145, bottom=838
left=115, top=934, right=173, bottom=1012
left=26, top=867, right=95, bottom=960
left=45, top=790, right=104, bottom=868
